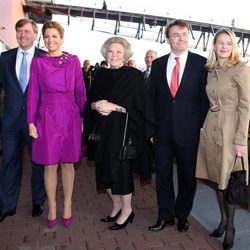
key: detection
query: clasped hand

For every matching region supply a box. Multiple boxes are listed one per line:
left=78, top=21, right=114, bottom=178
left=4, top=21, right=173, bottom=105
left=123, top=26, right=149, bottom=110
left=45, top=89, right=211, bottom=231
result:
left=95, top=100, right=116, bottom=116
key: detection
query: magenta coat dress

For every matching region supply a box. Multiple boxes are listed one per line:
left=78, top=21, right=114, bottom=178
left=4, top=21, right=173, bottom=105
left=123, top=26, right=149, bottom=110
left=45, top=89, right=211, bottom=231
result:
left=27, top=52, right=86, bottom=165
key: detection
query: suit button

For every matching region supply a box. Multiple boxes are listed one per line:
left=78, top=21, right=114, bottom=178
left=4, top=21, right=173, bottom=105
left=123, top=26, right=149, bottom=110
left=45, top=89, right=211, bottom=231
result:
left=173, top=100, right=176, bottom=103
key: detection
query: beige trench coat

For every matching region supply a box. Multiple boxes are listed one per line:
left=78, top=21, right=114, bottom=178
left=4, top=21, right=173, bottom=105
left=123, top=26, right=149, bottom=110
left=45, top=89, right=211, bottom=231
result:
left=196, top=62, right=250, bottom=190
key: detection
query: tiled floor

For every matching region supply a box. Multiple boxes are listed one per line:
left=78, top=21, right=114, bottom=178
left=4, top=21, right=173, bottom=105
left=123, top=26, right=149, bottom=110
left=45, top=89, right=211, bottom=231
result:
left=0, top=152, right=223, bottom=250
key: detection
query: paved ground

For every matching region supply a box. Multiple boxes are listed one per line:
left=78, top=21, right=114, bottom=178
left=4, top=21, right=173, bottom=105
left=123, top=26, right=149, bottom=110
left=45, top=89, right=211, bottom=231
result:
left=192, top=178, right=250, bottom=250
left=0, top=149, right=224, bottom=250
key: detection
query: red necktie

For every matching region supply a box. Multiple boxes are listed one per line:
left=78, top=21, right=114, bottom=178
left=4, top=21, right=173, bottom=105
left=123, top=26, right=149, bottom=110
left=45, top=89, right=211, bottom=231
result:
left=170, top=57, right=180, bottom=97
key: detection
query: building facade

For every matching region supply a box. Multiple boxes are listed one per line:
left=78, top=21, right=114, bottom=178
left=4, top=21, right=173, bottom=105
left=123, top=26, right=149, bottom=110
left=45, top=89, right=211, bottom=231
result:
left=0, top=0, right=25, bottom=53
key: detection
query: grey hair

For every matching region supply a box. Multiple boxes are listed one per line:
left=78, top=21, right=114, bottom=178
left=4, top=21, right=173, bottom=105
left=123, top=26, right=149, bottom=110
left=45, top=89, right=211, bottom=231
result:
left=100, top=36, right=133, bottom=62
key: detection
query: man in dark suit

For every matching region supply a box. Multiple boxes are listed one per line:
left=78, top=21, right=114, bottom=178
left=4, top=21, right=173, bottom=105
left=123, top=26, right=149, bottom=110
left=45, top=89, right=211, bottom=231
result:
left=0, top=18, right=46, bottom=222
left=82, top=59, right=93, bottom=101
left=148, top=20, right=209, bottom=232
left=142, top=49, right=157, bottom=89
left=143, top=49, right=157, bottom=80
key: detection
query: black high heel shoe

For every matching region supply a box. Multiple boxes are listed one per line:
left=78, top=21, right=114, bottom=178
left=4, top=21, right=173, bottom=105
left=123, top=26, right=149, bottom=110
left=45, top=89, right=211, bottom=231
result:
left=223, top=228, right=235, bottom=250
left=108, top=211, right=135, bottom=230
left=209, top=225, right=226, bottom=237
left=101, top=210, right=121, bottom=222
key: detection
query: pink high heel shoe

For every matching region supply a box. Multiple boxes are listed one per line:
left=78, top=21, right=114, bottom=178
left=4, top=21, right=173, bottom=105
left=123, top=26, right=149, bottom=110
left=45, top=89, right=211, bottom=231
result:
left=62, top=217, right=72, bottom=227
left=47, top=219, right=57, bottom=229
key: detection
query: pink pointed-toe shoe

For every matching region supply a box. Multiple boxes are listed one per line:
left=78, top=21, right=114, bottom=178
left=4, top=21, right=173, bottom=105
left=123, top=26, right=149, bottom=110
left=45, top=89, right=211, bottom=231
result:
left=47, top=219, right=57, bottom=229
left=62, top=217, right=72, bottom=227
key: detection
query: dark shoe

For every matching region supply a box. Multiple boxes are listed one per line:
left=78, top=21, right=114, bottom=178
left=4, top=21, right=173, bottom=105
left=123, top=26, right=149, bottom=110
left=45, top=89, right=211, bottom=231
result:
left=148, top=217, right=175, bottom=232
left=223, top=228, right=235, bottom=250
left=109, top=211, right=135, bottom=230
left=0, top=210, right=16, bottom=222
left=101, top=210, right=121, bottom=222
left=209, top=225, right=226, bottom=237
left=177, top=219, right=189, bottom=232
left=32, top=204, right=44, bottom=217
left=47, top=219, right=57, bottom=229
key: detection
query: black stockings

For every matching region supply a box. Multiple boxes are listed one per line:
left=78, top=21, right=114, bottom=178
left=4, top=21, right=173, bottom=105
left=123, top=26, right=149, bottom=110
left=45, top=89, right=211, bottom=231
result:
left=216, top=190, right=236, bottom=247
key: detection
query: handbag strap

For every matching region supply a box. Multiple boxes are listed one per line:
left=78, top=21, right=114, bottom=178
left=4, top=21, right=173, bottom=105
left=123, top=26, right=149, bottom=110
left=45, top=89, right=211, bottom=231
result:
left=233, top=156, right=245, bottom=171
left=121, top=112, right=128, bottom=146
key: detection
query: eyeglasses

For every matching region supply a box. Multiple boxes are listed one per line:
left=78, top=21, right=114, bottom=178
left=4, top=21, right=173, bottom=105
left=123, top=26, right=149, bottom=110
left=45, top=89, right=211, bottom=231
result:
left=216, top=41, right=232, bottom=47
left=169, top=33, right=189, bottom=39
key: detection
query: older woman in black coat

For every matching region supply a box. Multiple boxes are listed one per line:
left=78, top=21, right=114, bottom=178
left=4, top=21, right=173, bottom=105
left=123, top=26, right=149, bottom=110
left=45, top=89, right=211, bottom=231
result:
left=88, top=36, right=156, bottom=230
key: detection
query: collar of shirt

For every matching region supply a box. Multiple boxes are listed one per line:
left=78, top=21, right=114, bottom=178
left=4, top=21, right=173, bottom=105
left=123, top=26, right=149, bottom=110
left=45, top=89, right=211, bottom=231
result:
left=16, top=46, right=35, bottom=81
left=166, top=51, right=188, bottom=86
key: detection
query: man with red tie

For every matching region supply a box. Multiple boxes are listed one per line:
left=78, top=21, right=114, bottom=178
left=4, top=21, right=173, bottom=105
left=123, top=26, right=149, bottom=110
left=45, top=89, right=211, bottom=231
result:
left=148, top=20, right=209, bottom=232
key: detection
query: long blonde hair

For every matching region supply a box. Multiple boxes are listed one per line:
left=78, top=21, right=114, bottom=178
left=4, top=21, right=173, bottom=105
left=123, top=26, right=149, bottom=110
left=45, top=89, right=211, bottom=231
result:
left=206, top=28, right=241, bottom=71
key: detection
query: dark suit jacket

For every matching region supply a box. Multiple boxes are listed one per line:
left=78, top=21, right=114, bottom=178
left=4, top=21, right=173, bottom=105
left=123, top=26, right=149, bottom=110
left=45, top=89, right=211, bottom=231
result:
left=149, top=51, right=209, bottom=147
left=0, top=47, right=44, bottom=132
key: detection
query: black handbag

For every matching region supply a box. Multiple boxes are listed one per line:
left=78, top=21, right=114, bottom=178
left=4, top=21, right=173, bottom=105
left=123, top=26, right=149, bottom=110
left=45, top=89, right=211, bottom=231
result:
left=88, top=125, right=100, bottom=142
left=88, top=133, right=100, bottom=142
left=226, top=156, right=248, bottom=206
left=119, top=112, right=136, bottom=160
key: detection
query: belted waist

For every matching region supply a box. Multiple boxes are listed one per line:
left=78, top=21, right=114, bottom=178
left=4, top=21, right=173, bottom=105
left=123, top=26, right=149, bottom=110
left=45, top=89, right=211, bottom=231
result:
left=41, top=92, right=75, bottom=103
left=210, top=104, right=237, bottom=112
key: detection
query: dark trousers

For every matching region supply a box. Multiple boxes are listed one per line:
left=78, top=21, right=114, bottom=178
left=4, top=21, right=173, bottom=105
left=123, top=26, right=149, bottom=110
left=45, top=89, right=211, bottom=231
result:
left=155, top=143, right=198, bottom=221
left=0, top=123, right=46, bottom=212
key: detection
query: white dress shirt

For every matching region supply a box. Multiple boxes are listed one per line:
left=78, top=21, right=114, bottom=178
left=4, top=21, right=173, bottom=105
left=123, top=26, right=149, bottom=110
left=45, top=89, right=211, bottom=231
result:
left=16, top=46, right=35, bottom=84
left=166, top=51, right=188, bottom=87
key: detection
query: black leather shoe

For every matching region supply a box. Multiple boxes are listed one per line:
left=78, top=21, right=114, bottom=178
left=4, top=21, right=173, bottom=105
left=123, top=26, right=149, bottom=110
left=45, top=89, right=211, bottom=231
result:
left=109, top=211, right=135, bottom=230
left=32, top=204, right=44, bottom=217
left=177, top=219, right=189, bottom=232
left=148, top=217, right=175, bottom=232
left=101, top=210, right=121, bottom=222
left=0, top=210, right=16, bottom=222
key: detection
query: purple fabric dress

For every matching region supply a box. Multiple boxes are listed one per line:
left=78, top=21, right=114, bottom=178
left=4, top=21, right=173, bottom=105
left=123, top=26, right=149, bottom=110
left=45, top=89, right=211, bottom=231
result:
left=27, top=53, right=86, bottom=165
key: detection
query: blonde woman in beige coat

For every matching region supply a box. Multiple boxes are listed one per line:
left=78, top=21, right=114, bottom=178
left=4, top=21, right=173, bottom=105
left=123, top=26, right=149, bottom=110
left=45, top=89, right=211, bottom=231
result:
left=196, top=28, right=250, bottom=250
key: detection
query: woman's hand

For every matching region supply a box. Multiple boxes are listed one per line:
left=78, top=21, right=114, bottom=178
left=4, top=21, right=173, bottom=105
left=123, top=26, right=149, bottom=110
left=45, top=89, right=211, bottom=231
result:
left=234, top=144, right=246, bottom=157
left=29, top=123, right=38, bottom=139
left=92, top=100, right=125, bottom=116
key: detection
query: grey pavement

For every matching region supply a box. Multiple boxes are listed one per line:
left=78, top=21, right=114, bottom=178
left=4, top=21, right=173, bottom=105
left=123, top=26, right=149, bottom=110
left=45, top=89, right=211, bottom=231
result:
left=192, top=179, right=250, bottom=250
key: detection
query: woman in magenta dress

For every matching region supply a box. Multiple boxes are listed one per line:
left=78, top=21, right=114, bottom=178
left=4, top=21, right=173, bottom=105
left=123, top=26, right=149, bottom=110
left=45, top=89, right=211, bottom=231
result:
left=27, top=21, right=86, bottom=228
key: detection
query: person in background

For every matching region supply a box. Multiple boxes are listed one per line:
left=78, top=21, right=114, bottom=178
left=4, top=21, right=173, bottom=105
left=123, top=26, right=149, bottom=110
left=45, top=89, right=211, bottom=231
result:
left=148, top=20, right=209, bottom=233
left=127, top=59, right=137, bottom=68
left=0, top=18, right=46, bottom=223
left=142, top=49, right=158, bottom=172
left=196, top=28, right=250, bottom=250
left=89, top=36, right=155, bottom=230
left=82, top=59, right=93, bottom=101
left=143, top=49, right=157, bottom=81
left=27, top=21, right=86, bottom=229
left=100, top=60, right=108, bottom=68
left=102, top=0, right=108, bottom=10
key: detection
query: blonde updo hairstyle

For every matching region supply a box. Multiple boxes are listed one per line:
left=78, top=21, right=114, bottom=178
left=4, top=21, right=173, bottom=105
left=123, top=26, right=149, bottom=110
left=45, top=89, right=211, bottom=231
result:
left=42, top=21, right=65, bottom=39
